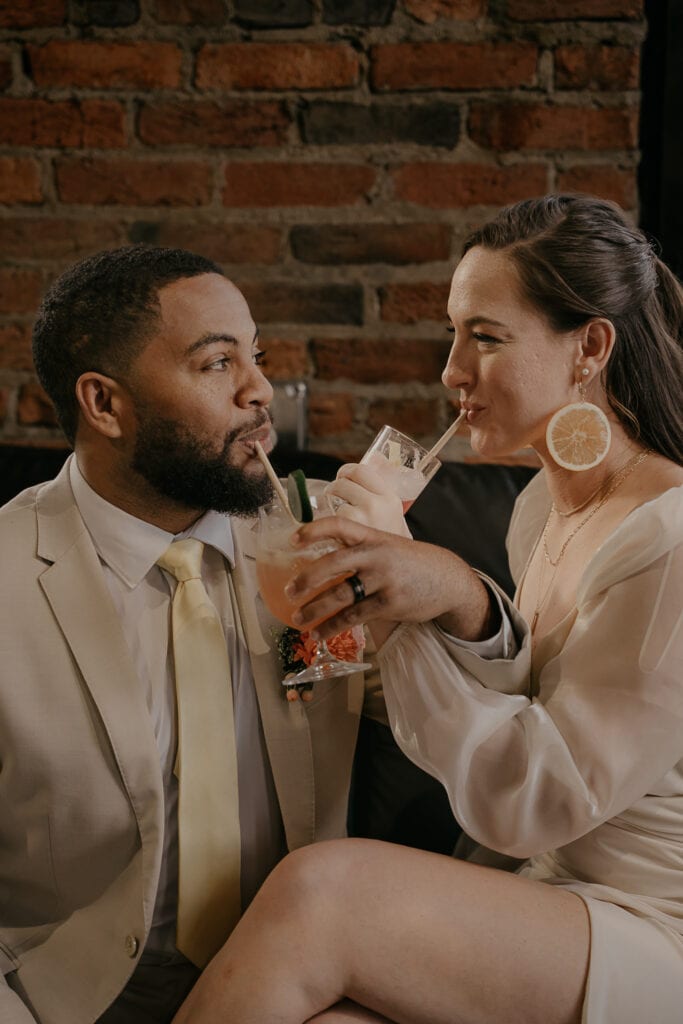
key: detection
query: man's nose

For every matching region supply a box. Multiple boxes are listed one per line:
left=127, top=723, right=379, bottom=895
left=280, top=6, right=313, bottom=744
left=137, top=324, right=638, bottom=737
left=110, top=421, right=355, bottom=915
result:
left=239, top=364, right=274, bottom=407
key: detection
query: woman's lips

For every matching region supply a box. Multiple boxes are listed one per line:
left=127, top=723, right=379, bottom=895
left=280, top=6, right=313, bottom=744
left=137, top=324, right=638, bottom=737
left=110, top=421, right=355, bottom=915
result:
left=463, top=405, right=484, bottom=423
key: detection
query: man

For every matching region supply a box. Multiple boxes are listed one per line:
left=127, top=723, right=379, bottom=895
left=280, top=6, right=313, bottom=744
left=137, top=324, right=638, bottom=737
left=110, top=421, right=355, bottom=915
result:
left=0, top=247, right=366, bottom=1023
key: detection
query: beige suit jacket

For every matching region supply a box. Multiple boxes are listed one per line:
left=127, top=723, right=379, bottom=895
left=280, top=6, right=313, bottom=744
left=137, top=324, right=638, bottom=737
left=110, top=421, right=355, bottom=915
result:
left=0, top=463, right=366, bottom=1024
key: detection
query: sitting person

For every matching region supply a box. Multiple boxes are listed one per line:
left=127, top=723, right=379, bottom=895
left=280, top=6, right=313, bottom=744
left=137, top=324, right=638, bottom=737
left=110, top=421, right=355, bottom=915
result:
left=0, top=245, right=404, bottom=1024
left=171, top=193, right=683, bottom=1024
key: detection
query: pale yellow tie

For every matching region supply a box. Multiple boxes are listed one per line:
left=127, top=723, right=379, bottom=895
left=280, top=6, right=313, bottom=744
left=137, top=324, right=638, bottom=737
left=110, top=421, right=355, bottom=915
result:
left=157, top=538, right=241, bottom=968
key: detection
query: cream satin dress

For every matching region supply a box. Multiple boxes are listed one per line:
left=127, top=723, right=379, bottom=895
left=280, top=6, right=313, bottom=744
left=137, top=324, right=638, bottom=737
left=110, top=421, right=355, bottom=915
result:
left=377, top=473, right=683, bottom=1023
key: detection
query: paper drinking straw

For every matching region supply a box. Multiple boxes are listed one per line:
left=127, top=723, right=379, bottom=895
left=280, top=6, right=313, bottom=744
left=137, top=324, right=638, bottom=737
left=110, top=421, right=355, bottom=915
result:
left=254, top=441, right=298, bottom=526
left=417, top=409, right=467, bottom=470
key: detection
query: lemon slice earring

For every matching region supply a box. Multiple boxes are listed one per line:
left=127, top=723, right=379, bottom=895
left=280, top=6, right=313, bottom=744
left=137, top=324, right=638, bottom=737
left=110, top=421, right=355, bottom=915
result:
left=546, top=368, right=611, bottom=471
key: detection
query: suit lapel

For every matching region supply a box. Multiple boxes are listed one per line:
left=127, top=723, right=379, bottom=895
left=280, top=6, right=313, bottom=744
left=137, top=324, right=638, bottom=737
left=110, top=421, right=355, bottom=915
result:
left=35, top=465, right=164, bottom=915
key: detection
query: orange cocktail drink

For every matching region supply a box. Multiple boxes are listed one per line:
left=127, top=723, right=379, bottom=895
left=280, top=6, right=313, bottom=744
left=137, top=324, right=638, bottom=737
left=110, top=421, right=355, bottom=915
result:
left=256, top=533, right=348, bottom=630
left=256, top=479, right=353, bottom=631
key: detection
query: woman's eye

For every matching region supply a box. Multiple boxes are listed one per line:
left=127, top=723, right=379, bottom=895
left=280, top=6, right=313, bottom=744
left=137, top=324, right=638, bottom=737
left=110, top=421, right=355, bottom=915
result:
left=446, top=324, right=455, bottom=335
left=254, top=350, right=266, bottom=366
left=473, top=332, right=501, bottom=345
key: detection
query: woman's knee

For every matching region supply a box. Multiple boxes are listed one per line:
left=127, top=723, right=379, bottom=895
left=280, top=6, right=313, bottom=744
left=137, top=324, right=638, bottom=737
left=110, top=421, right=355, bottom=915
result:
left=258, top=839, right=377, bottom=923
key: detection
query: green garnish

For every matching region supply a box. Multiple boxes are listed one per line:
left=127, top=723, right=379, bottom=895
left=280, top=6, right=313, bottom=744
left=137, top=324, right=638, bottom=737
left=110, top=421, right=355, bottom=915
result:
left=287, top=469, right=313, bottom=523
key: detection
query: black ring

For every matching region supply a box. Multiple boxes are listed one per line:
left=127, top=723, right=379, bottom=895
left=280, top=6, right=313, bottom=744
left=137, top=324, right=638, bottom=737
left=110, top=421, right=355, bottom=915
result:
left=348, top=574, right=366, bottom=604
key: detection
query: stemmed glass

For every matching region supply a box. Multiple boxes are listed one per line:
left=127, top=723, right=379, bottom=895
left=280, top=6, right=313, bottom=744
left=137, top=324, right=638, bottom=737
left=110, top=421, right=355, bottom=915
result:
left=255, top=481, right=373, bottom=688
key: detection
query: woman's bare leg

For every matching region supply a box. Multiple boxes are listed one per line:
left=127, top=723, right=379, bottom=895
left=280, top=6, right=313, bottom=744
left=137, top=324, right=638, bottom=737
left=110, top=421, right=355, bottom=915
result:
left=173, top=839, right=590, bottom=1024
left=307, top=1000, right=393, bottom=1022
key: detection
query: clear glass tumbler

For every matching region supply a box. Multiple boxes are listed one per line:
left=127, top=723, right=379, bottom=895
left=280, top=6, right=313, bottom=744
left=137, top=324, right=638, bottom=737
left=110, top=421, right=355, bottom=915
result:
left=359, top=425, right=442, bottom=512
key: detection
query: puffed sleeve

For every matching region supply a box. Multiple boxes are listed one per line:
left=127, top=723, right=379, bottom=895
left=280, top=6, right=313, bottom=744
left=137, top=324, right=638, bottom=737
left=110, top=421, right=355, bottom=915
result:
left=377, top=489, right=683, bottom=860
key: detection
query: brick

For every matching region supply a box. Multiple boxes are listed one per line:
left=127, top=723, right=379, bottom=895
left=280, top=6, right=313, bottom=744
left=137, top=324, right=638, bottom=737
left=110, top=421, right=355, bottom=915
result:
left=554, top=45, right=639, bottom=90
left=392, top=162, right=548, bottom=207
left=0, top=217, right=125, bottom=260
left=312, top=337, right=450, bottom=383
left=0, top=158, right=43, bottom=204
left=152, top=0, right=226, bottom=23
left=557, top=164, right=637, bottom=208
left=0, top=268, right=44, bottom=315
left=56, top=158, right=212, bottom=206
left=405, top=0, right=486, bottom=22
left=469, top=103, right=638, bottom=151
left=308, top=392, right=355, bottom=436
left=260, top=337, right=309, bottom=379
left=239, top=282, right=363, bottom=325
left=233, top=0, right=313, bottom=27
left=0, top=99, right=125, bottom=148
left=379, top=281, right=451, bottom=323
left=196, top=43, right=359, bottom=90
left=129, top=221, right=282, bottom=264
left=300, top=101, right=460, bottom=147
left=138, top=100, right=290, bottom=147
left=0, top=0, right=65, bottom=28
left=0, top=324, right=32, bottom=370
left=371, top=42, right=538, bottom=91
left=27, top=41, right=183, bottom=90
left=17, top=381, right=59, bottom=427
left=322, top=0, right=395, bottom=24
left=368, top=397, right=439, bottom=435
left=223, top=163, right=376, bottom=208
left=290, top=224, right=452, bottom=265
left=77, top=0, right=140, bottom=26
left=507, top=0, right=643, bottom=18
left=0, top=47, right=11, bottom=90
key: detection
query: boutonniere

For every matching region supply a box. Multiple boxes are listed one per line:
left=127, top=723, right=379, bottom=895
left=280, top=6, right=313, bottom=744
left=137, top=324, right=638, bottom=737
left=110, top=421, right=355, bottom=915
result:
left=274, top=625, right=366, bottom=702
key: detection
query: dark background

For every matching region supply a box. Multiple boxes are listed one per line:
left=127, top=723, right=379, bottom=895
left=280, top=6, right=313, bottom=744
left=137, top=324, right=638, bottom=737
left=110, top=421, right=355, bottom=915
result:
left=640, top=0, right=683, bottom=276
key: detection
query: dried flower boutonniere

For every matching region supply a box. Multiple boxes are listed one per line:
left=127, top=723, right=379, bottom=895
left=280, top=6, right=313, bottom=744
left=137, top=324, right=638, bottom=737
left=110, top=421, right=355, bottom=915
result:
left=274, top=625, right=366, bottom=702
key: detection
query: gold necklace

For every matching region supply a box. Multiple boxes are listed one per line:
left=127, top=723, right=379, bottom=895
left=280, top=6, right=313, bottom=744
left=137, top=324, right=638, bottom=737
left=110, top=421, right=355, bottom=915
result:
left=553, top=450, right=644, bottom=517
left=530, top=449, right=650, bottom=633
left=542, top=449, right=650, bottom=567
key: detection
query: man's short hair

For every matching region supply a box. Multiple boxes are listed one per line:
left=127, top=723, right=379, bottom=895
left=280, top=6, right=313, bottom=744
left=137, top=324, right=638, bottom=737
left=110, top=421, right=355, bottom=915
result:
left=32, top=245, right=224, bottom=445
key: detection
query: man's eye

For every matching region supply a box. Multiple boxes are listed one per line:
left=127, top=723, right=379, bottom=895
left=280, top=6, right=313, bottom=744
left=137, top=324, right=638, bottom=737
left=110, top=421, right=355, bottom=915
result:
left=254, top=350, right=266, bottom=365
left=446, top=324, right=455, bottom=335
left=206, top=356, right=230, bottom=370
left=473, top=332, right=501, bottom=345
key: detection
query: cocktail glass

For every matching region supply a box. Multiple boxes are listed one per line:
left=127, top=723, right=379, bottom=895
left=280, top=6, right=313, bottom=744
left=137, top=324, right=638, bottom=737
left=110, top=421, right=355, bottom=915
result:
left=359, top=425, right=442, bottom=512
left=255, top=481, right=373, bottom=687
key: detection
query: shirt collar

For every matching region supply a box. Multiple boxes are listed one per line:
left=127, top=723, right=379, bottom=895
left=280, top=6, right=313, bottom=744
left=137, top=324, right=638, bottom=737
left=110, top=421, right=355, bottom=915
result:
left=69, top=456, right=236, bottom=588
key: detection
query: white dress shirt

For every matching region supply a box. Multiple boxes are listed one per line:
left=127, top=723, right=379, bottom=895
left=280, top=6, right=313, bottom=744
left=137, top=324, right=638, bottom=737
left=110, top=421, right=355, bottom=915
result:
left=69, top=457, right=286, bottom=953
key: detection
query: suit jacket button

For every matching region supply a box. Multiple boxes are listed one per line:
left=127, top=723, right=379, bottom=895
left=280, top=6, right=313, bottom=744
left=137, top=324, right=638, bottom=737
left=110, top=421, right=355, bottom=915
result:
left=124, top=934, right=139, bottom=958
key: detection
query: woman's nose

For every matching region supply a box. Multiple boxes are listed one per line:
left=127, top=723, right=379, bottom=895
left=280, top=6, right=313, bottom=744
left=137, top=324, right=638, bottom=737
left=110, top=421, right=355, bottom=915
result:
left=441, top=344, right=471, bottom=392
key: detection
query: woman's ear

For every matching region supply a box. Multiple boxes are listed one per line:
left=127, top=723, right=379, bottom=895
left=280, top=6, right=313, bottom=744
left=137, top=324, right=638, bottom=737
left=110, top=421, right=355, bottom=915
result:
left=578, top=318, right=616, bottom=378
left=75, top=372, right=127, bottom=439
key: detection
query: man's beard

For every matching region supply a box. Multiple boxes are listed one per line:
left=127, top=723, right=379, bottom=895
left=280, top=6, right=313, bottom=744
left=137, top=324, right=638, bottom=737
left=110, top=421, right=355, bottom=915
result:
left=130, top=410, right=274, bottom=516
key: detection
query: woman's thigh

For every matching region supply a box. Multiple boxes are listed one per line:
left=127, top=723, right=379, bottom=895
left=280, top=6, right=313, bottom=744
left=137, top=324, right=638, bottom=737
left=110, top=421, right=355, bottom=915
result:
left=290, top=839, right=590, bottom=1024
left=173, top=838, right=590, bottom=1024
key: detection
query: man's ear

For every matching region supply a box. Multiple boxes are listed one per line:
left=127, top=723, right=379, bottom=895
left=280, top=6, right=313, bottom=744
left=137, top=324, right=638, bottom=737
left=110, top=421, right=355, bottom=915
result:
left=75, top=372, right=128, bottom=439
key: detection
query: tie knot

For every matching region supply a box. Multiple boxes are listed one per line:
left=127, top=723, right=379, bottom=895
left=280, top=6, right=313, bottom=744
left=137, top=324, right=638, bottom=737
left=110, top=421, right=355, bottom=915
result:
left=157, top=538, right=205, bottom=582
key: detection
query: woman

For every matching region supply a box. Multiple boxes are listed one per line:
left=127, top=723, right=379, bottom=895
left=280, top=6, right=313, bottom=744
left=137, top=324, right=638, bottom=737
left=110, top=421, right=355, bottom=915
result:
left=173, top=195, right=683, bottom=1024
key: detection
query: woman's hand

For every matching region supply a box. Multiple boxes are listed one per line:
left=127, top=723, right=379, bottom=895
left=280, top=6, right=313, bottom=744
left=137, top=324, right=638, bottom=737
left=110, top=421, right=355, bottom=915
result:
left=284, top=516, right=496, bottom=646
left=325, top=463, right=411, bottom=538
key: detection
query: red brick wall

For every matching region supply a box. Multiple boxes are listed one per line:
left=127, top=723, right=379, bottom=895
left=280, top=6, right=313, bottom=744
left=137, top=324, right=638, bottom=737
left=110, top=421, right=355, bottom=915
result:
left=0, top=0, right=645, bottom=462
